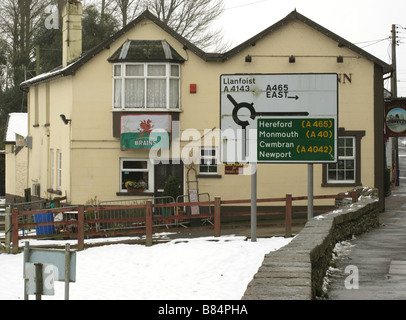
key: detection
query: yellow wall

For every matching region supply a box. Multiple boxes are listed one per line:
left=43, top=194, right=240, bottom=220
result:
left=27, top=77, right=73, bottom=200
left=25, top=16, right=382, bottom=205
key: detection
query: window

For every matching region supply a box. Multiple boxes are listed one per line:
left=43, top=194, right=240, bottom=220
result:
left=199, top=147, right=218, bottom=175
left=323, top=129, right=365, bottom=187
left=120, top=159, right=154, bottom=192
left=50, top=149, right=55, bottom=188
left=113, top=63, right=180, bottom=110
left=46, top=83, right=50, bottom=125
left=34, top=86, right=39, bottom=126
left=327, top=137, right=355, bottom=183
left=57, top=150, right=62, bottom=189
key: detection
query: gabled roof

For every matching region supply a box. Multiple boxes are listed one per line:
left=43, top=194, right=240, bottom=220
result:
left=225, top=10, right=392, bottom=74
left=107, top=39, right=185, bottom=63
left=20, top=9, right=392, bottom=91
left=20, top=10, right=202, bottom=91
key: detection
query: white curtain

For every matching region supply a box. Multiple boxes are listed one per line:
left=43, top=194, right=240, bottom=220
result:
left=147, top=79, right=166, bottom=108
left=114, top=64, right=180, bottom=109
left=114, top=79, right=122, bottom=108
left=170, top=79, right=179, bottom=108
left=125, top=79, right=144, bottom=108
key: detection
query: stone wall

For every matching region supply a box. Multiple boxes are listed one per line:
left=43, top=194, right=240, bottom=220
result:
left=242, top=198, right=380, bottom=300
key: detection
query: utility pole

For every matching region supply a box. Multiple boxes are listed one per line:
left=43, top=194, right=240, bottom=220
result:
left=392, top=24, right=399, bottom=185
left=392, top=24, right=398, bottom=98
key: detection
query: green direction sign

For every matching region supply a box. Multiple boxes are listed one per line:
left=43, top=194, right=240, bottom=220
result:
left=257, top=118, right=336, bottom=163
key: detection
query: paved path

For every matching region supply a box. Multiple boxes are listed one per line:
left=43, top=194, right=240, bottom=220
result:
left=327, top=140, right=406, bottom=299
left=327, top=203, right=406, bottom=299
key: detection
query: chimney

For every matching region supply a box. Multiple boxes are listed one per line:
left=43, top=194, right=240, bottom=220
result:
left=62, top=1, right=83, bottom=67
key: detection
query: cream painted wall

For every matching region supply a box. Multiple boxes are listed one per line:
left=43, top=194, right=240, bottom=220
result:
left=27, top=76, right=73, bottom=200
left=26, top=16, right=382, bottom=205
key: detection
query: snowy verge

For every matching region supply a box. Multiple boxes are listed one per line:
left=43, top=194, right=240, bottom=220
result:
left=0, top=234, right=292, bottom=300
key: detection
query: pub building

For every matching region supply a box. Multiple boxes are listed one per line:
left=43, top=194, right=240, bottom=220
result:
left=9, top=2, right=391, bottom=214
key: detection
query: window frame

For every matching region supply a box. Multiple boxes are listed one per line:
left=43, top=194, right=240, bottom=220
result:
left=57, top=149, right=62, bottom=190
left=199, top=147, right=218, bottom=175
left=50, top=149, right=55, bottom=188
left=322, top=129, right=365, bottom=187
left=327, top=136, right=356, bottom=184
left=113, top=63, right=181, bottom=111
left=119, top=158, right=154, bottom=193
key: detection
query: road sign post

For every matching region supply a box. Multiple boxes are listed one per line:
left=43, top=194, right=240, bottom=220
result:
left=251, top=163, right=257, bottom=242
left=23, top=242, right=76, bottom=300
left=308, top=164, right=314, bottom=220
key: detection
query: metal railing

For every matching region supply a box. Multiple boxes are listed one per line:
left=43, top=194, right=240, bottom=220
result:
left=176, top=193, right=213, bottom=225
left=1, top=199, right=12, bottom=253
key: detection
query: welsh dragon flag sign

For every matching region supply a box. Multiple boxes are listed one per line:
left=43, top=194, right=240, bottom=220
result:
left=120, top=114, right=172, bottom=151
left=15, top=133, right=25, bottom=147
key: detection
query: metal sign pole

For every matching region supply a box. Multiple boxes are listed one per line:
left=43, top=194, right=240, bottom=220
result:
left=308, top=164, right=314, bottom=220
left=65, top=243, right=70, bottom=300
left=34, top=263, right=43, bottom=300
left=251, top=162, right=257, bottom=242
left=23, top=242, right=29, bottom=300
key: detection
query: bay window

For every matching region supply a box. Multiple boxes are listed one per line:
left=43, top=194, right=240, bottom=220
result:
left=113, top=63, right=180, bottom=110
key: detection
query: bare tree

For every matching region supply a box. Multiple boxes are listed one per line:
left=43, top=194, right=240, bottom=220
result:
left=83, top=0, right=227, bottom=51
left=111, top=0, right=142, bottom=27
left=0, top=0, right=50, bottom=51
left=146, top=0, right=227, bottom=51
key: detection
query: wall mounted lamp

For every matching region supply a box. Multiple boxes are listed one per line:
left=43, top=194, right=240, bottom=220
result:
left=289, top=55, right=296, bottom=63
left=337, top=56, right=344, bottom=63
left=245, top=55, right=252, bottom=63
left=60, top=114, right=71, bottom=125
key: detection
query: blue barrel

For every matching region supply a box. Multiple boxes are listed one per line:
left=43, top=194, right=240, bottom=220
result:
left=34, top=213, right=55, bottom=235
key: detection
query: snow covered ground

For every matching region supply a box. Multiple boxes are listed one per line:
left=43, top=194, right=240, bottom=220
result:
left=0, top=232, right=292, bottom=300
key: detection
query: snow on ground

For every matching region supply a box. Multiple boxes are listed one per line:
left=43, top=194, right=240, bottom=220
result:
left=0, top=233, right=292, bottom=300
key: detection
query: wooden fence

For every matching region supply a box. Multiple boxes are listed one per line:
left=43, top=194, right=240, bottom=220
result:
left=10, top=192, right=357, bottom=254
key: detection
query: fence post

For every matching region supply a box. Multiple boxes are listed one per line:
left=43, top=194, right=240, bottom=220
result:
left=5, top=207, right=11, bottom=254
left=214, top=197, right=221, bottom=237
left=146, top=201, right=153, bottom=246
left=12, top=208, right=19, bottom=254
left=285, top=194, right=293, bottom=238
left=77, top=205, right=85, bottom=251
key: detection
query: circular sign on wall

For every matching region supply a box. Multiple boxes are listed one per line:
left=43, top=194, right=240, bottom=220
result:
left=385, top=99, right=406, bottom=137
